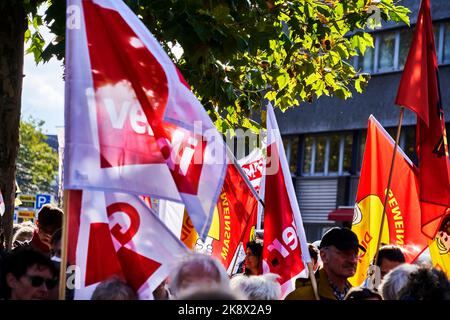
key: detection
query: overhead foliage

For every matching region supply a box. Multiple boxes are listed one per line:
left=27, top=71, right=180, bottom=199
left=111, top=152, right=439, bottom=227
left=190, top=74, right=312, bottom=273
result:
left=26, top=0, right=410, bottom=133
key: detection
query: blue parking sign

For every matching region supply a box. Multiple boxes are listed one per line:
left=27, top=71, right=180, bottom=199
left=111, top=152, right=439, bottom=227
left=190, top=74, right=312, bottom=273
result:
left=35, top=194, right=52, bottom=210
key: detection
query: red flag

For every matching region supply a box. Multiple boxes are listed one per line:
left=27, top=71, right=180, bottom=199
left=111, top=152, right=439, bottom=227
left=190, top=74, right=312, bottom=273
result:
left=262, top=103, right=310, bottom=298
left=350, top=116, right=429, bottom=286
left=395, top=0, right=450, bottom=238
left=65, top=0, right=228, bottom=241
left=179, top=163, right=258, bottom=271
left=67, top=190, right=188, bottom=299
left=238, top=148, right=264, bottom=244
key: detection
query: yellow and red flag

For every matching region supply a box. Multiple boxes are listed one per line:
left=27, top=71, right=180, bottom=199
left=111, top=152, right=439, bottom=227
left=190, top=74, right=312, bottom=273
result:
left=428, top=210, right=450, bottom=278
left=180, top=163, right=258, bottom=270
left=350, top=116, right=428, bottom=286
left=395, top=0, right=450, bottom=239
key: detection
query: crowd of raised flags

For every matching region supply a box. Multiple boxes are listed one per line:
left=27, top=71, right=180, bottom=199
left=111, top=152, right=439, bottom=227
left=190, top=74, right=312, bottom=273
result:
left=4, top=0, right=447, bottom=300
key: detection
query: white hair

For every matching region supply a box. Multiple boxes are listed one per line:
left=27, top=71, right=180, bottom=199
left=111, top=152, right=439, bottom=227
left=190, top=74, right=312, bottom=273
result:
left=379, top=263, right=419, bottom=300
left=169, top=253, right=230, bottom=298
left=230, top=273, right=281, bottom=300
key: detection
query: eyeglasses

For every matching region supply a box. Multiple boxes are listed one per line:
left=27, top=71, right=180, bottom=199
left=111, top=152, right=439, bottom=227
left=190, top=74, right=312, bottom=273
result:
left=329, top=247, right=358, bottom=259
left=25, top=275, right=58, bottom=290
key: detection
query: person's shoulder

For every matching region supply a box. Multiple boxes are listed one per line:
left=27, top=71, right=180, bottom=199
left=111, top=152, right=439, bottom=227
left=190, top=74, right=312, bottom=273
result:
left=284, top=275, right=319, bottom=300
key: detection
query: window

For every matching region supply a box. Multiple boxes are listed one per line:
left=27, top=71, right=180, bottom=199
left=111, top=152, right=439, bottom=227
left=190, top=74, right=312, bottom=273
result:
left=443, top=21, right=450, bottom=63
left=328, top=134, right=340, bottom=173
left=343, top=134, right=353, bottom=173
left=282, top=136, right=299, bottom=175
left=303, top=136, right=313, bottom=174
left=399, top=28, right=413, bottom=69
left=357, top=46, right=375, bottom=73
left=378, top=31, right=396, bottom=72
left=355, top=20, right=450, bottom=74
left=358, top=130, right=367, bottom=172
left=302, top=133, right=353, bottom=176
left=402, top=126, right=417, bottom=164
left=289, top=136, right=299, bottom=174
left=315, top=136, right=326, bottom=173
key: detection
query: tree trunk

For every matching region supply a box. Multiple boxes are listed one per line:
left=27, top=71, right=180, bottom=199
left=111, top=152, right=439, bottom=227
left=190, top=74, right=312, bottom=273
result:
left=0, top=2, right=26, bottom=251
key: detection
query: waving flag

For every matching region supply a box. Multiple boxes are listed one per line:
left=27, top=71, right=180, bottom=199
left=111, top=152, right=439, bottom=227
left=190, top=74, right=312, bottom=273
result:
left=395, top=0, right=450, bottom=239
left=262, top=103, right=310, bottom=298
left=428, top=211, right=450, bottom=278
left=67, top=190, right=188, bottom=299
left=350, top=116, right=428, bottom=286
left=179, top=163, right=258, bottom=271
left=65, top=0, right=228, bottom=240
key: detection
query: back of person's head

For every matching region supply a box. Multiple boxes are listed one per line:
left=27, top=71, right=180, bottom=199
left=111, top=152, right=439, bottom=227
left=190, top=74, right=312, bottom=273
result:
left=12, top=226, right=34, bottom=247
left=379, top=263, right=418, bottom=300
left=13, top=223, right=22, bottom=236
left=397, top=265, right=450, bottom=300
left=91, top=276, right=137, bottom=300
left=308, top=243, right=319, bottom=264
left=37, top=204, right=63, bottom=233
left=1, top=245, right=57, bottom=299
left=230, top=273, right=281, bottom=300
left=176, top=285, right=241, bottom=300
left=20, top=220, right=35, bottom=228
left=376, top=245, right=406, bottom=266
left=169, top=253, right=230, bottom=298
left=344, top=287, right=382, bottom=300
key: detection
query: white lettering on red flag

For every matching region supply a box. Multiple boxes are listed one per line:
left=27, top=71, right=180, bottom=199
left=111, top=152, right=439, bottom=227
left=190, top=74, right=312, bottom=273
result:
left=262, top=103, right=311, bottom=298
left=65, top=0, right=228, bottom=240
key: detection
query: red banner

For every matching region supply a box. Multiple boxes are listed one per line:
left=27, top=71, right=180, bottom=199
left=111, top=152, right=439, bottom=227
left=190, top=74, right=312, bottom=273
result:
left=350, top=116, right=429, bottom=285
left=262, top=103, right=309, bottom=298
left=181, top=164, right=257, bottom=270
left=395, top=0, right=450, bottom=238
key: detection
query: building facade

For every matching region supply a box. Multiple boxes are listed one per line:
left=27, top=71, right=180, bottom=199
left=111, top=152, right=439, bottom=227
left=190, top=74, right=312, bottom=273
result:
left=276, top=0, right=450, bottom=241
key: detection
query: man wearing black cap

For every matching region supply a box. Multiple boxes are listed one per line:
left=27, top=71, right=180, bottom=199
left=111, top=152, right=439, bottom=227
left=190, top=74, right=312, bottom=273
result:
left=286, top=227, right=365, bottom=300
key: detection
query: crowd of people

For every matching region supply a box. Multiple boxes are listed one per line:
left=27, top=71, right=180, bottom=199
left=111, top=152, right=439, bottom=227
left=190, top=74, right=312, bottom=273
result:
left=0, top=204, right=449, bottom=300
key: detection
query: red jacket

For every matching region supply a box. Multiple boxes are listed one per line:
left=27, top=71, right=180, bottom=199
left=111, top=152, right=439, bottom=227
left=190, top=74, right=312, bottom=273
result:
left=31, top=229, right=50, bottom=254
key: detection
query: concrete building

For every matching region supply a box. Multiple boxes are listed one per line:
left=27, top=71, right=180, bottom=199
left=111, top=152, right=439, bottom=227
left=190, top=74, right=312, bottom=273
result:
left=275, top=0, right=450, bottom=241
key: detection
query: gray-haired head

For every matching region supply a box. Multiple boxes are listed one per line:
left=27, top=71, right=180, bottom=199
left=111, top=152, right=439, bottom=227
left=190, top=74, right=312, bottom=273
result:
left=379, top=263, right=419, bottom=300
left=91, top=276, right=137, bottom=300
left=230, top=273, right=281, bottom=300
left=169, top=253, right=230, bottom=298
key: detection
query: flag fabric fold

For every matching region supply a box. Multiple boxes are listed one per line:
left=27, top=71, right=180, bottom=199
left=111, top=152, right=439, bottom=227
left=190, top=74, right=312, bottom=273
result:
left=179, top=163, right=258, bottom=271
left=65, top=0, right=228, bottom=240
left=350, top=116, right=428, bottom=286
left=262, top=103, right=310, bottom=298
left=395, top=0, right=450, bottom=239
left=67, top=189, right=188, bottom=299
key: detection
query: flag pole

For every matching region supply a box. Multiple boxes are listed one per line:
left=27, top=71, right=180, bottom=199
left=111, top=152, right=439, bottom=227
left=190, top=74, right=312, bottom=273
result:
left=306, top=262, right=320, bottom=300
left=372, top=107, right=405, bottom=269
left=58, top=189, right=69, bottom=300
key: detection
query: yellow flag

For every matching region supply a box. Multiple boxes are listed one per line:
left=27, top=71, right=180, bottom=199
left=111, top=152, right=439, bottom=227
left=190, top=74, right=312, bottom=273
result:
left=429, top=214, right=450, bottom=278
left=350, top=195, right=389, bottom=286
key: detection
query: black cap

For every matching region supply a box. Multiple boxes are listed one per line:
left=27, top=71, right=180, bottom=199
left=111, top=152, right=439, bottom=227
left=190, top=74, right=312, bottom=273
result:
left=319, top=227, right=366, bottom=252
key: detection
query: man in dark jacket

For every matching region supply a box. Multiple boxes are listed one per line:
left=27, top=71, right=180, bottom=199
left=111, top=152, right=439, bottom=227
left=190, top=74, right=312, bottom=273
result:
left=286, top=227, right=365, bottom=300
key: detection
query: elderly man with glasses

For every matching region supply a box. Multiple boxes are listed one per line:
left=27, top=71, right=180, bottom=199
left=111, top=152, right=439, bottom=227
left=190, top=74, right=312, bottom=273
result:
left=286, top=227, right=366, bottom=300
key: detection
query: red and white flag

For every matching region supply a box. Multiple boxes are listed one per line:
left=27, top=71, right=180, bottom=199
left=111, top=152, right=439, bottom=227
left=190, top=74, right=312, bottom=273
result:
left=67, top=190, right=188, bottom=299
left=65, top=0, right=228, bottom=240
left=262, top=103, right=310, bottom=298
left=238, top=148, right=264, bottom=194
